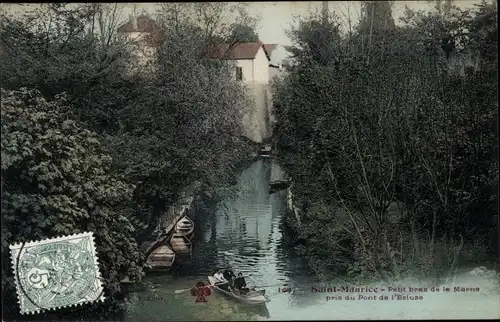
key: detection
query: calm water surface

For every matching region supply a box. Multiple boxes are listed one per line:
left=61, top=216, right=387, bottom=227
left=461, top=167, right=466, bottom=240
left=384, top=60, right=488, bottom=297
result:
left=124, top=159, right=500, bottom=321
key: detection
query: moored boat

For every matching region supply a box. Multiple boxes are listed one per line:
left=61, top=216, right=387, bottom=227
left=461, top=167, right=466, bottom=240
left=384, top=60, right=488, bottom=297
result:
left=258, top=145, right=272, bottom=157
left=269, top=179, right=292, bottom=194
left=207, top=276, right=270, bottom=305
left=169, top=233, right=192, bottom=255
left=175, top=216, right=194, bottom=238
left=144, top=244, right=176, bottom=270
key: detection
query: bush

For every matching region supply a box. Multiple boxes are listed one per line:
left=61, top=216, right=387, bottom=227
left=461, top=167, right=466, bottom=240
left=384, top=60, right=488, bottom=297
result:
left=1, top=88, right=143, bottom=320
left=274, top=2, right=498, bottom=280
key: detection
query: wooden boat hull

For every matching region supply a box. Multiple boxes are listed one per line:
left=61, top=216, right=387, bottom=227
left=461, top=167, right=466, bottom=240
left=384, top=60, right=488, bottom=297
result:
left=170, top=234, right=192, bottom=255
left=175, top=216, right=194, bottom=238
left=258, top=150, right=271, bottom=157
left=258, top=144, right=272, bottom=157
left=269, top=180, right=292, bottom=194
left=145, top=245, right=176, bottom=269
left=207, top=276, right=270, bottom=305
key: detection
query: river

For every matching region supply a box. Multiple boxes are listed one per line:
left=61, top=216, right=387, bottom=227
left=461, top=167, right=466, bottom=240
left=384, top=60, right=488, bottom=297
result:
left=123, top=159, right=500, bottom=321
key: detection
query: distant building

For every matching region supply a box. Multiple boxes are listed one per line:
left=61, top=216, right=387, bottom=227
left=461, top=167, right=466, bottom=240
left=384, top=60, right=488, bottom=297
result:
left=207, top=41, right=274, bottom=143
left=117, top=13, right=277, bottom=142
left=263, top=44, right=279, bottom=64
left=207, top=42, right=271, bottom=84
left=264, top=44, right=285, bottom=83
left=116, top=14, right=162, bottom=70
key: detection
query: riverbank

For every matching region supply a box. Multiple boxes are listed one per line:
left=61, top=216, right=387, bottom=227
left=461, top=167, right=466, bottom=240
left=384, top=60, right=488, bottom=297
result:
left=279, top=174, right=498, bottom=286
left=132, top=140, right=261, bottom=279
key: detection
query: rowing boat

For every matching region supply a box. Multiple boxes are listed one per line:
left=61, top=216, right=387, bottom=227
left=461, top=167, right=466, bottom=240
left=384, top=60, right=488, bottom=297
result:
left=142, top=243, right=176, bottom=270
left=169, top=233, right=192, bottom=255
left=175, top=216, right=194, bottom=238
left=207, top=276, right=270, bottom=305
left=269, top=179, right=292, bottom=195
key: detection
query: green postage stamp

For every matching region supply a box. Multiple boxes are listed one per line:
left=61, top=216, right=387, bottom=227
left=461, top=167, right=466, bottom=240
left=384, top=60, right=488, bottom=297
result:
left=9, top=232, right=105, bottom=314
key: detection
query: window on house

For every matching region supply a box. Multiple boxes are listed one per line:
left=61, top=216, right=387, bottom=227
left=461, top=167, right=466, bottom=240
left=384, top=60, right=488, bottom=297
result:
left=236, top=67, right=243, bottom=81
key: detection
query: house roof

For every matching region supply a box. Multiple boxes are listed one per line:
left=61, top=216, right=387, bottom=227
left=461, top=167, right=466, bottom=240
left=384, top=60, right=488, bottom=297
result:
left=263, top=44, right=278, bottom=56
left=207, top=42, right=270, bottom=61
left=117, top=15, right=163, bottom=47
left=117, top=15, right=159, bottom=33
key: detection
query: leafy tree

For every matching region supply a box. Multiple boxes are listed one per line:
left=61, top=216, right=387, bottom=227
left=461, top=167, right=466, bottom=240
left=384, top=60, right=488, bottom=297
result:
left=102, top=13, right=256, bottom=239
left=228, top=23, right=259, bottom=42
left=1, top=3, right=257, bottom=243
left=285, top=11, right=343, bottom=66
left=273, top=3, right=498, bottom=281
left=1, top=88, right=143, bottom=320
left=353, top=1, right=397, bottom=61
left=358, top=0, right=396, bottom=33
left=157, top=2, right=259, bottom=46
left=0, top=3, right=135, bottom=132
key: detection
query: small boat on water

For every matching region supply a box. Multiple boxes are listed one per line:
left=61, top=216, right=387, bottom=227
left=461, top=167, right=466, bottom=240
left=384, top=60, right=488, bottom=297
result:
left=169, top=233, right=192, bottom=255
left=175, top=216, right=194, bottom=239
left=269, top=179, right=292, bottom=194
left=258, top=145, right=272, bottom=157
left=142, top=243, right=176, bottom=270
left=207, top=275, right=270, bottom=305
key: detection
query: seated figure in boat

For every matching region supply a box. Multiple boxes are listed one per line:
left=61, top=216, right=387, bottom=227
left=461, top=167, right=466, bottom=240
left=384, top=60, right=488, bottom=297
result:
left=233, top=272, right=250, bottom=295
left=223, top=269, right=236, bottom=284
left=214, top=269, right=231, bottom=291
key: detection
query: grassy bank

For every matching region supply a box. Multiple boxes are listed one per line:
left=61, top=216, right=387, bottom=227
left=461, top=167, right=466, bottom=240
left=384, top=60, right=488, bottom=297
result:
left=281, top=182, right=497, bottom=286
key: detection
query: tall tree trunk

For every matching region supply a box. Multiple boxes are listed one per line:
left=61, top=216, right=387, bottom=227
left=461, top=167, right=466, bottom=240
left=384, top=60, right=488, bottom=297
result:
left=322, top=1, right=329, bottom=26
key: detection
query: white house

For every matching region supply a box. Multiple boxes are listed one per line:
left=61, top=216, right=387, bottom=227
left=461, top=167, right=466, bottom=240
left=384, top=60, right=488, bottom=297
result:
left=117, top=14, right=276, bottom=143
left=116, top=14, right=161, bottom=70
left=208, top=42, right=271, bottom=84
left=208, top=42, right=274, bottom=143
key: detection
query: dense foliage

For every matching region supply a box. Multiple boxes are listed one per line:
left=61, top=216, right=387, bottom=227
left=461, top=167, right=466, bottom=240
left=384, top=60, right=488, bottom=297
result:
left=274, top=1, right=498, bottom=282
left=1, top=88, right=143, bottom=320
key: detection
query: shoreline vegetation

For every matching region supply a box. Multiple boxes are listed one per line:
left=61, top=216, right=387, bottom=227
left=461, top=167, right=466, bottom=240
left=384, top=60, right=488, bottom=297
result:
left=1, top=3, right=262, bottom=320
left=273, top=1, right=498, bottom=287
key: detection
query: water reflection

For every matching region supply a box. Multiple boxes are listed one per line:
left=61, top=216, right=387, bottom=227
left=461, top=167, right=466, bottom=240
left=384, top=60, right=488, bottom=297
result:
left=125, top=159, right=340, bottom=320
left=189, top=159, right=318, bottom=311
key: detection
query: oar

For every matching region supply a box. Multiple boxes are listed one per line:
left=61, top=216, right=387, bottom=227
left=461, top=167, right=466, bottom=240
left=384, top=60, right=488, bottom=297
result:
left=247, top=283, right=292, bottom=289
left=252, top=283, right=289, bottom=288
left=174, top=283, right=216, bottom=294
left=174, top=287, right=195, bottom=294
left=174, top=279, right=224, bottom=295
left=174, top=274, right=260, bottom=294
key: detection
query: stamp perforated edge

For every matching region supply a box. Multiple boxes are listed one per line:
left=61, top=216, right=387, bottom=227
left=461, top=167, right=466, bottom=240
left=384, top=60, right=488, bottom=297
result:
left=9, top=232, right=106, bottom=315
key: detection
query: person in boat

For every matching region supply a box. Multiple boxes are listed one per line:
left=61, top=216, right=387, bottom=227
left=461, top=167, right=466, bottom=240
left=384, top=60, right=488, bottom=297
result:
left=213, top=269, right=231, bottom=291
left=233, top=272, right=250, bottom=295
left=223, top=269, right=236, bottom=284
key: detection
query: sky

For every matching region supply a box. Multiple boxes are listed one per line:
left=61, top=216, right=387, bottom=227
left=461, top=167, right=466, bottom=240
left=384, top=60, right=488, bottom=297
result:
left=118, top=1, right=484, bottom=62
left=1, top=1, right=486, bottom=62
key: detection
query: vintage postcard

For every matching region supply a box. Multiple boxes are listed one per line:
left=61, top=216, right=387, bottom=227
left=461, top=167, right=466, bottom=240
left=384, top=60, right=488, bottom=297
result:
left=1, top=1, right=498, bottom=321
